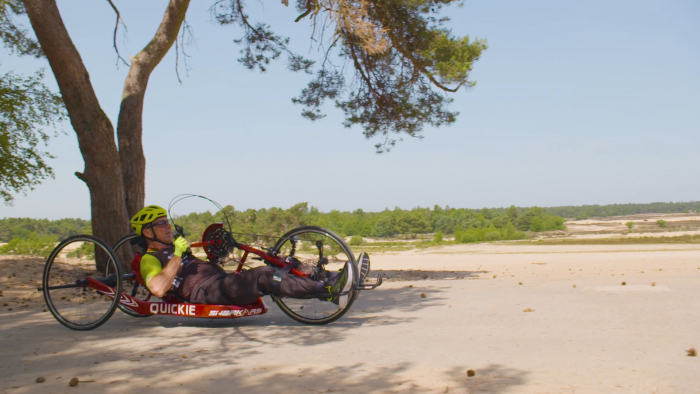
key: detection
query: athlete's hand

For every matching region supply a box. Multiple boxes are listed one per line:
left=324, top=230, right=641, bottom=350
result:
left=173, top=236, right=189, bottom=258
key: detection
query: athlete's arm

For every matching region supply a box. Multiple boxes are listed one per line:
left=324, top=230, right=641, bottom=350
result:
left=141, top=253, right=182, bottom=298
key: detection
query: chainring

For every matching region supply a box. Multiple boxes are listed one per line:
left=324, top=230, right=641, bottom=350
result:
left=203, top=225, right=234, bottom=261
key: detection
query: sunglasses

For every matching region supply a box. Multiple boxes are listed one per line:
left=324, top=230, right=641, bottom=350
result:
left=149, top=219, right=171, bottom=229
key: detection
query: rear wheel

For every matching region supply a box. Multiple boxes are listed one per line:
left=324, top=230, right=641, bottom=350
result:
left=271, top=226, right=357, bottom=325
left=42, top=235, right=123, bottom=331
left=111, top=234, right=152, bottom=317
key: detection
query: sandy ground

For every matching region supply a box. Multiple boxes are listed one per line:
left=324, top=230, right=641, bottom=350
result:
left=1, top=243, right=699, bottom=394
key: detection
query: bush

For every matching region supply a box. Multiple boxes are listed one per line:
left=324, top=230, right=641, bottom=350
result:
left=456, top=226, right=526, bottom=244
left=349, top=235, right=363, bottom=246
left=433, top=230, right=443, bottom=243
left=0, top=235, right=55, bottom=258
left=459, top=232, right=477, bottom=243
left=625, top=222, right=635, bottom=232
left=657, top=220, right=667, bottom=228
left=509, top=231, right=527, bottom=240
left=67, top=242, right=95, bottom=259
left=485, top=231, right=502, bottom=241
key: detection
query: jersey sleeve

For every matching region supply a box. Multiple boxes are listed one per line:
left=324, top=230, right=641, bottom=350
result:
left=140, top=254, right=163, bottom=289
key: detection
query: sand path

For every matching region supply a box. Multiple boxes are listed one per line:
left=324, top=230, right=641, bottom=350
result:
left=1, top=244, right=698, bottom=393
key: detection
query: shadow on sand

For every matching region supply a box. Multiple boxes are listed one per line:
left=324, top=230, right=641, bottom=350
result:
left=1, top=267, right=529, bottom=393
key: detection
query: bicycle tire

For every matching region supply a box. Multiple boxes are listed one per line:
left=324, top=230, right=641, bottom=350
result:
left=42, top=235, right=123, bottom=331
left=270, top=226, right=358, bottom=325
left=111, top=233, right=151, bottom=317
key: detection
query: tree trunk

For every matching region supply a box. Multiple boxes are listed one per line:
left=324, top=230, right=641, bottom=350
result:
left=24, top=0, right=130, bottom=270
left=118, top=0, right=191, bottom=218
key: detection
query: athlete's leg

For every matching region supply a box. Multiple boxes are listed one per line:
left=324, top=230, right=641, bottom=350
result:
left=219, top=266, right=325, bottom=305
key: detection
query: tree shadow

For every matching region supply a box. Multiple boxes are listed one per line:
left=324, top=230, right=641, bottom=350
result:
left=2, top=325, right=531, bottom=394
left=1, top=277, right=531, bottom=394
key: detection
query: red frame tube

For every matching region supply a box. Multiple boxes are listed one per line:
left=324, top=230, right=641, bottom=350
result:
left=236, top=244, right=307, bottom=277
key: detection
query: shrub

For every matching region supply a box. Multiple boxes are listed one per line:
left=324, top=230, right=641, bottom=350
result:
left=433, top=231, right=443, bottom=243
left=0, top=235, right=55, bottom=258
left=657, top=220, right=667, bottom=228
left=459, top=232, right=477, bottom=243
left=485, top=231, right=502, bottom=241
left=67, top=242, right=95, bottom=259
left=349, top=235, right=363, bottom=246
left=625, top=222, right=635, bottom=232
left=508, top=231, right=527, bottom=240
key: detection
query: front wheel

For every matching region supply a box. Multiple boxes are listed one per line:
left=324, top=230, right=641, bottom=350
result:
left=42, top=235, right=123, bottom=330
left=271, top=226, right=358, bottom=325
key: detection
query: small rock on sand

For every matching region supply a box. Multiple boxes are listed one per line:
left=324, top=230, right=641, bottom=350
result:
left=181, top=355, right=187, bottom=358
left=523, top=308, right=535, bottom=312
left=621, top=282, right=626, bottom=285
left=573, top=284, right=576, bottom=288
left=466, top=370, right=475, bottom=377
left=69, top=377, right=79, bottom=387
left=36, top=377, right=45, bottom=383
left=420, top=293, right=426, bottom=298
left=651, top=282, right=656, bottom=286
left=687, top=348, right=697, bottom=357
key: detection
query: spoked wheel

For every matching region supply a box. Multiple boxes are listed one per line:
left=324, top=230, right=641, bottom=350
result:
left=111, top=234, right=152, bottom=317
left=42, top=235, right=123, bottom=330
left=271, top=226, right=358, bottom=325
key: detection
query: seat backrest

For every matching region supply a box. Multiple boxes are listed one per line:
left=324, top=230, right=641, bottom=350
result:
left=130, top=253, right=147, bottom=286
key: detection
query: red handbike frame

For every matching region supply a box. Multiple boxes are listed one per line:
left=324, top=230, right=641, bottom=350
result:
left=43, top=223, right=379, bottom=326
left=111, top=222, right=307, bottom=319
left=108, top=222, right=373, bottom=319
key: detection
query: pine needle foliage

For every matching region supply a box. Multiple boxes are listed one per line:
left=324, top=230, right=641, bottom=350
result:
left=211, top=0, right=487, bottom=152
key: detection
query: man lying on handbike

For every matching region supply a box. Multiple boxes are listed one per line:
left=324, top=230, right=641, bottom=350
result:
left=130, top=205, right=353, bottom=307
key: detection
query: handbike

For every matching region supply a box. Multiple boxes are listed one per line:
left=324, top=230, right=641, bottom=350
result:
left=41, top=222, right=380, bottom=330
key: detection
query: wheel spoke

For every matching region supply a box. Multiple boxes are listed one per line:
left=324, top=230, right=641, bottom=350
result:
left=43, top=235, right=122, bottom=330
left=272, top=227, right=357, bottom=324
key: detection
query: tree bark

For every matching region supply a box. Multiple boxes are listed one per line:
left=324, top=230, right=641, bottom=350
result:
left=24, top=0, right=130, bottom=270
left=118, top=0, right=191, bottom=218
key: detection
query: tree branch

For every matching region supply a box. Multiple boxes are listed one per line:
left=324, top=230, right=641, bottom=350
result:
left=105, top=0, right=129, bottom=67
left=117, top=0, right=191, bottom=218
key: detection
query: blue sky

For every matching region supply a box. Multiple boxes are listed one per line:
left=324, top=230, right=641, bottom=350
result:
left=1, top=0, right=699, bottom=219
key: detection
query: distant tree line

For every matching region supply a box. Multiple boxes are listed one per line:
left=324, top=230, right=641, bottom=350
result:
left=2, top=200, right=697, bottom=245
left=0, top=218, right=91, bottom=257
left=0, top=218, right=91, bottom=242
left=541, top=201, right=700, bottom=220
left=171, top=203, right=565, bottom=242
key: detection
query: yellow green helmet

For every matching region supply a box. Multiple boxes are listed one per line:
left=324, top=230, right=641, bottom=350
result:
left=130, top=205, right=168, bottom=236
